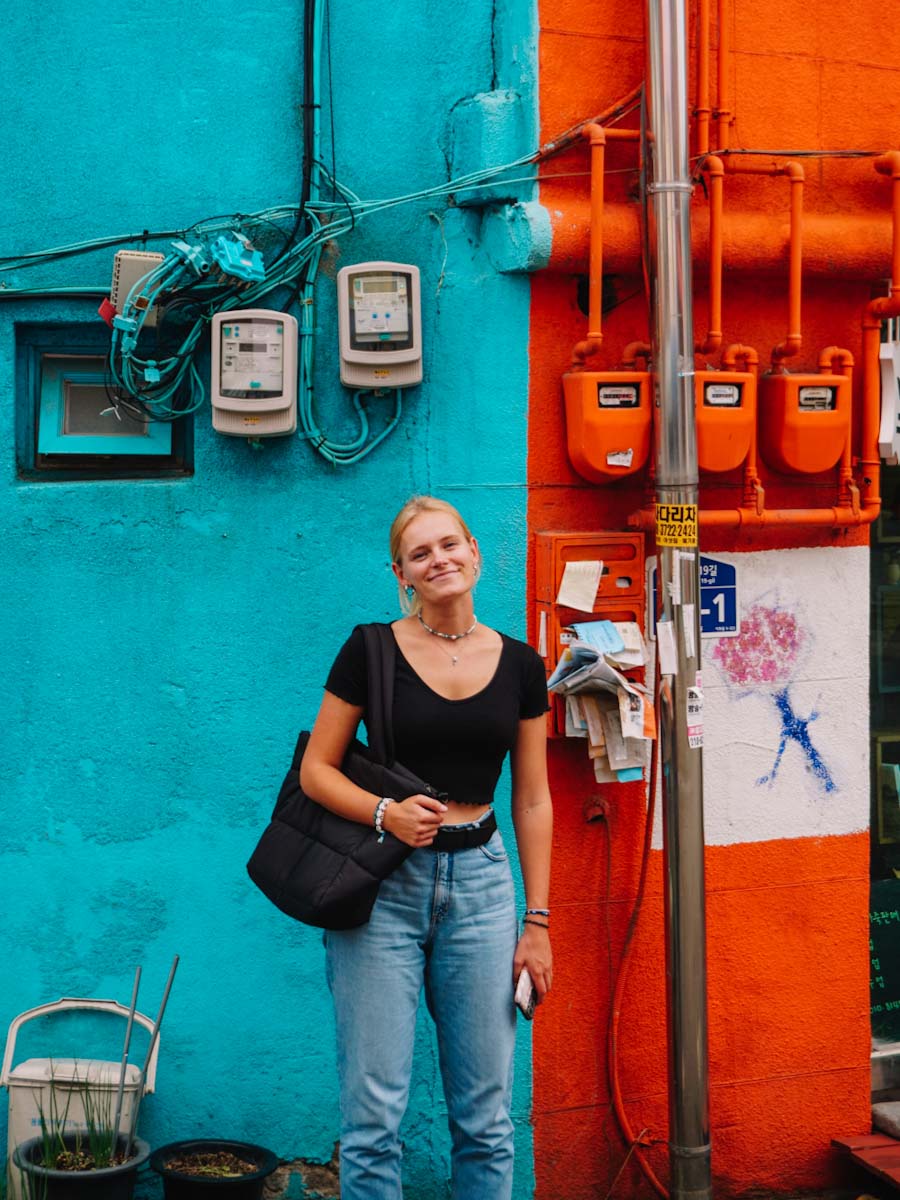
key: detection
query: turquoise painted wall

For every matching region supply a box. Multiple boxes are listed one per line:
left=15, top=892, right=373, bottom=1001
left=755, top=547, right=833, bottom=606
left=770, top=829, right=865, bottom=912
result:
left=0, top=1, right=538, bottom=1197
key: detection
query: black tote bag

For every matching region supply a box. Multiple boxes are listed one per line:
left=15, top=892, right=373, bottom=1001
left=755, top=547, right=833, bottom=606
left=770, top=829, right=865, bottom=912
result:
left=247, top=624, right=445, bottom=930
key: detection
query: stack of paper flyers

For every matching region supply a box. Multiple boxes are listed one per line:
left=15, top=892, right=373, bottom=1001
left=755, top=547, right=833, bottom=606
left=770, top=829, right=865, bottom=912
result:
left=547, top=620, right=654, bottom=783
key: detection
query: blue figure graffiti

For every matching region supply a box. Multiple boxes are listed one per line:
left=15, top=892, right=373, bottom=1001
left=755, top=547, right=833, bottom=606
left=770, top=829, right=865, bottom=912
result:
left=712, top=601, right=836, bottom=794
left=755, top=687, right=836, bottom=792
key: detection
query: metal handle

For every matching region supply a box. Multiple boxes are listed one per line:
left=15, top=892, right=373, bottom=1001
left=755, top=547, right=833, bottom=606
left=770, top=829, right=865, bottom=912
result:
left=1, top=997, right=160, bottom=1093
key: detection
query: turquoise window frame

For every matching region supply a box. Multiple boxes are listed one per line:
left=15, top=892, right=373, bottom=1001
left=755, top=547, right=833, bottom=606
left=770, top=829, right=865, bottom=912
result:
left=37, top=355, right=172, bottom=456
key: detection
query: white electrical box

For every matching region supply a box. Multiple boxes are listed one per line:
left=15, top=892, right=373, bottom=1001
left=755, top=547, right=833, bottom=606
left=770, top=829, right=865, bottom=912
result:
left=337, top=262, right=422, bottom=388
left=211, top=309, right=298, bottom=437
left=880, top=338, right=900, bottom=464
left=111, top=251, right=165, bottom=328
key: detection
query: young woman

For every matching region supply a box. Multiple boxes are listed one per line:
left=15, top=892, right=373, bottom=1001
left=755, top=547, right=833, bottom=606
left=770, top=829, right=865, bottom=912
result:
left=300, top=495, right=553, bottom=1200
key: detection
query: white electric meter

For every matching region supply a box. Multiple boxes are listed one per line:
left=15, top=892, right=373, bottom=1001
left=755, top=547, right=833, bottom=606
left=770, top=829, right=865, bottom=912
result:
left=211, top=309, right=297, bottom=437
left=337, top=262, right=422, bottom=388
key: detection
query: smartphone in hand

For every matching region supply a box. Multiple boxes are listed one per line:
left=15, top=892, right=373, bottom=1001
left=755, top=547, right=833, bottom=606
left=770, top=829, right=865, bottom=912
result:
left=515, top=967, right=538, bottom=1020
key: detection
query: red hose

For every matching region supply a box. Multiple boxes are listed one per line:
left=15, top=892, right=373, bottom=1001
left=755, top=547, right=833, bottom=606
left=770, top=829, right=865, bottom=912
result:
left=606, top=726, right=669, bottom=1199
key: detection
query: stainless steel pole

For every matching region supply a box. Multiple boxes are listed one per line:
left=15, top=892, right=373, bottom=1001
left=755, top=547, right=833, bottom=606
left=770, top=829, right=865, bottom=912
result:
left=646, top=0, right=712, bottom=1197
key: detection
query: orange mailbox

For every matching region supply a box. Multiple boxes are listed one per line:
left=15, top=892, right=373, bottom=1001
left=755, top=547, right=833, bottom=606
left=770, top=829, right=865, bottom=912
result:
left=563, top=371, right=652, bottom=484
left=695, top=370, right=756, bottom=473
left=758, top=372, right=851, bottom=474
left=535, top=531, right=645, bottom=738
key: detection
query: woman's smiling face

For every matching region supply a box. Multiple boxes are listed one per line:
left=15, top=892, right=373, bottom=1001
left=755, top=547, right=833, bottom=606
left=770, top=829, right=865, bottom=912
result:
left=393, top=510, right=479, bottom=605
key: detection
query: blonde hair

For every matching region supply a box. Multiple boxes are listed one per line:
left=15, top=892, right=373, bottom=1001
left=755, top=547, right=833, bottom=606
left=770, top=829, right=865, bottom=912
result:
left=389, top=495, right=477, bottom=616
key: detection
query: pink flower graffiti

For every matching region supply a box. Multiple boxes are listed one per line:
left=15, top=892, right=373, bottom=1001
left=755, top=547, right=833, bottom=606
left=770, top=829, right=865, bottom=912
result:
left=713, top=602, right=835, bottom=792
left=713, top=603, right=804, bottom=689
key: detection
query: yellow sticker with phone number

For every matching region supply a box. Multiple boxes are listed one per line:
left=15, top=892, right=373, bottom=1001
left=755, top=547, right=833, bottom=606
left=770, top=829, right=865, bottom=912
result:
left=655, top=503, right=698, bottom=547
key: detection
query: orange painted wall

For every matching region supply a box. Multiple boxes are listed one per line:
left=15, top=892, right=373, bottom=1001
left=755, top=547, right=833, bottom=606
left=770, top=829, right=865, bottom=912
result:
left=528, top=1, right=900, bottom=1195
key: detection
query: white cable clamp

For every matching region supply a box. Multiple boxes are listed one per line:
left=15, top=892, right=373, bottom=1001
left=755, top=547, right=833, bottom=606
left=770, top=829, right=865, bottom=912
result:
left=647, top=181, right=694, bottom=194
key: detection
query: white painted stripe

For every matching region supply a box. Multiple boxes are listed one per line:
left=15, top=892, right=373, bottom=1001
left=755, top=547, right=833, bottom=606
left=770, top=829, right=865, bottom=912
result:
left=654, top=545, right=869, bottom=847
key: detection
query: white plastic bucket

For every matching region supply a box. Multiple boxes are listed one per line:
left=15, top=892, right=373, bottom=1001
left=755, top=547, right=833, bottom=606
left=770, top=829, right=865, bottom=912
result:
left=1, top=999, right=160, bottom=1200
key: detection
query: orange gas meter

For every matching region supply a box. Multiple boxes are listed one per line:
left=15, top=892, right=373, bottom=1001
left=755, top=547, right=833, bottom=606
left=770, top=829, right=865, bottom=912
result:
left=695, top=370, right=756, bottom=473
left=758, top=372, right=851, bottom=474
left=563, top=371, right=652, bottom=483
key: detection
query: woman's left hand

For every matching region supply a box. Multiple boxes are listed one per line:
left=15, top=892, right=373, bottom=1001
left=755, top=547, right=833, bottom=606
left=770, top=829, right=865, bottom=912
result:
left=514, top=924, right=553, bottom=1003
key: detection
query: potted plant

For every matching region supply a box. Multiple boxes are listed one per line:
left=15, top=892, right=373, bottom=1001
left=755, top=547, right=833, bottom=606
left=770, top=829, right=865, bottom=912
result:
left=12, top=1078, right=150, bottom=1200
left=149, top=1140, right=278, bottom=1200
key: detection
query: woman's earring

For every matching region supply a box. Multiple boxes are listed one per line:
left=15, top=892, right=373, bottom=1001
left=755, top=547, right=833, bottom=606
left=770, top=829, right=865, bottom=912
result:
left=406, top=585, right=415, bottom=599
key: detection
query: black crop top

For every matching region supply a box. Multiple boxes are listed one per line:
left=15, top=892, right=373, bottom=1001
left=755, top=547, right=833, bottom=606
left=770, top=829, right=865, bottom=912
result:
left=325, top=624, right=550, bottom=806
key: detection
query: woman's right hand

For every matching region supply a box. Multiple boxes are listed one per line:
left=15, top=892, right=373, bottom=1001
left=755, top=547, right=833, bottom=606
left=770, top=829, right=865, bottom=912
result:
left=382, top=794, right=447, bottom=847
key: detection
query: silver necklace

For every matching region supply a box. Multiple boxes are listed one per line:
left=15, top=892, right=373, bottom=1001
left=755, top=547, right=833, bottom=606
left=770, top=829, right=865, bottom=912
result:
left=417, top=612, right=478, bottom=667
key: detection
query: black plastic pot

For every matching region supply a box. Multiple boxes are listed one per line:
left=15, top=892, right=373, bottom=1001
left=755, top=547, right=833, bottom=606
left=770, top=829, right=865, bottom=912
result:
left=12, top=1134, right=150, bottom=1200
left=149, top=1140, right=279, bottom=1200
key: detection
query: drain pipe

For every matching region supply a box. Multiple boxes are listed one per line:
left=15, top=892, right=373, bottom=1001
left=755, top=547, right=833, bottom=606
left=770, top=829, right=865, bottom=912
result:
left=646, top=2, right=712, bottom=1200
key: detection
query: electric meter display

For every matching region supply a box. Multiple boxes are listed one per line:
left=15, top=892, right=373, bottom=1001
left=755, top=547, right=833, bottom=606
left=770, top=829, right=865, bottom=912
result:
left=350, top=275, right=411, bottom=345
left=219, top=317, right=286, bottom=398
left=597, top=384, right=639, bottom=407
left=210, top=308, right=298, bottom=438
left=703, top=382, right=742, bottom=407
left=338, top=262, right=422, bottom=388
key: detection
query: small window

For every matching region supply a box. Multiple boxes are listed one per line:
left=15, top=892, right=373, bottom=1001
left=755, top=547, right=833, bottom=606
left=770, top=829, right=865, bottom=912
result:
left=38, top=355, right=173, bottom=456
left=16, top=322, right=192, bottom=480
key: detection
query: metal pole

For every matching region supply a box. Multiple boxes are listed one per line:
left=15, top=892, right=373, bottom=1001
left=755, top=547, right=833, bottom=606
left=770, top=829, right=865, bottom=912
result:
left=112, top=966, right=142, bottom=1151
left=125, top=955, right=179, bottom=1159
left=646, top=0, right=712, bottom=1198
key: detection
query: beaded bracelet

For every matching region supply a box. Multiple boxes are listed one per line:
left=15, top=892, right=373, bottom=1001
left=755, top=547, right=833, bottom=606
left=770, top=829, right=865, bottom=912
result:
left=374, top=797, right=394, bottom=843
left=523, top=917, right=550, bottom=930
left=525, top=907, right=550, bottom=917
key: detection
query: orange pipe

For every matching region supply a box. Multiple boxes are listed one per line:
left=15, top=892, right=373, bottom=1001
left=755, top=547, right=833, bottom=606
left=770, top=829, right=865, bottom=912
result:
left=716, top=0, right=731, bottom=150
left=695, top=0, right=711, bottom=157
left=861, top=318, right=885, bottom=515
left=626, top=154, right=900, bottom=533
left=628, top=502, right=877, bottom=530
left=819, top=347, right=859, bottom=512
left=875, top=151, right=900, bottom=298
left=537, top=83, right=643, bottom=160
left=621, top=341, right=652, bottom=369
left=771, top=162, right=805, bottom=369
left=722, top=343, right=764, bottom=512
left=858, top=152, right=900, bottom=514
left=697, top=156, right=724, bottom=356
left=547, top=200, right=893, bottom=278
left=570, top=124, right=606, bottom=367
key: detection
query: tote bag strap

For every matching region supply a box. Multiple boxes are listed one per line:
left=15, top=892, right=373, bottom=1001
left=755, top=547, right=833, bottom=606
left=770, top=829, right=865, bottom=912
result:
left=361, top=623, right=397, bottom=767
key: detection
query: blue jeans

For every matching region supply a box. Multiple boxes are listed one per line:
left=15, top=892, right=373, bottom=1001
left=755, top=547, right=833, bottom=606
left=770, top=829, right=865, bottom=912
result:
left=324, top=824, right=518, bottom=1200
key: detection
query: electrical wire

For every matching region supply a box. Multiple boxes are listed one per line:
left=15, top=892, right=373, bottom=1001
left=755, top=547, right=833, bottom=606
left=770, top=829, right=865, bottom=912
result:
left=0, top=74, right=652, bottom=460
left=709, top=146, right=884, bottom=159
left=603, top=1129, right=652, bottom=1200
